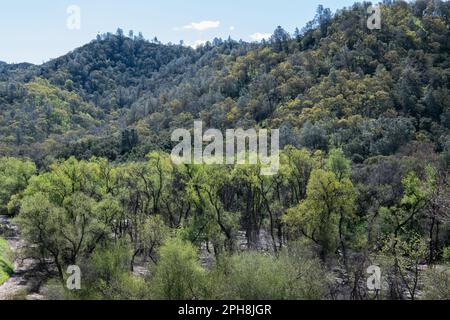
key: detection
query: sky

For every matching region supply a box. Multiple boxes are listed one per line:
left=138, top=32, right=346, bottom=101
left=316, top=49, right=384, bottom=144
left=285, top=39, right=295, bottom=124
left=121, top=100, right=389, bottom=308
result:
left=0, top=0, right=359, bottom=65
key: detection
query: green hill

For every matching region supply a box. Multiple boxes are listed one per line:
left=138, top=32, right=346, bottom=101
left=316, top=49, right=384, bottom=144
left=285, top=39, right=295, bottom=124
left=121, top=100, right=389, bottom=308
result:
left=0, top=0, right=449, bottom=300
left=0, top=1, right=448, bottom=165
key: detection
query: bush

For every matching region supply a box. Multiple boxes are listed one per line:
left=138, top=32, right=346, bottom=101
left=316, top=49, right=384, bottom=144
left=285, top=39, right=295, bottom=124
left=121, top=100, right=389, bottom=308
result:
left=73, top=243, right=150, bottom=300
left=279, top=241, right=331, bottom=299
left=212, top=242, right=330, bottom=300
left=299, top=122, right=329, bottom=151
left=0, top=157, right=36, bottom=215
left=422, top=266, right=450, bottom=300
left=150, top=237, right=206, bottom=300
left=220, top=252, right=289, bottom=300
left=0, top=237, right=13, bottom=285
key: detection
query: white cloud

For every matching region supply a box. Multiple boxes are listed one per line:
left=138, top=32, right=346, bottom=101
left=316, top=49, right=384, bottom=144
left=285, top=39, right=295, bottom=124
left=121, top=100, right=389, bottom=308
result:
left=189, top=40, right=207, bottom=48
left=182, top=20, right=220, bottom=31
left=229, top=26, right=235, bottom=31
left=250, top=32, right=272, bottom=41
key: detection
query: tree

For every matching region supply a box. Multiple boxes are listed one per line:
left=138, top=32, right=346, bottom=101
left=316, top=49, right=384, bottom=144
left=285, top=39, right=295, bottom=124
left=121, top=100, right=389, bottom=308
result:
left=213, top=243, right=330, bottom=300
left=365, top=117, right=415, bottom=156
left=183, top=164, right=238, bottom=254
left=422, top=266, right=450, bottom=300
left=74, top=242, right=150, bottom=300
left=423, top=165, right=450, bottom=263
left=395, top=67, right=422, bottom=116
left=231, top=164, right=272, bottom=250
left=299, top=122, right=329, bottom=151
left=315, top=5, right=332, bottom=37
left=380, top=233, right=428, bottom=300
left=219, top=251, right=290, bottom=300
left=378, top=172, right=429, bottom=299
left=151, top=238, right=205, bottom=300
left=271, top=26, right=291, bottom=53
left=0, top=157, right=36, bottom=215
left=116, top=152, right=174, bottom=269
left=121, top=128, right=139, bottom=154
left=284, top=168, right=356, bottom=261
left=294, top=27, right=301, bottom=40
left=279, top=147, right=316, bottom=205
left=134, top=215, right=170, bottom=267
left=16, top=157, right=114, bottom=281
left=116, top=28, right=124, bottom=38
left=326, top=149, right=351, bottom=182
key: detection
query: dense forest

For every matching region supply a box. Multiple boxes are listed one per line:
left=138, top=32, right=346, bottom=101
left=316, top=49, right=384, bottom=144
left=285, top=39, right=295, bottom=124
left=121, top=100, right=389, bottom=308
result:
left=0, top=0, right=449, bottom=300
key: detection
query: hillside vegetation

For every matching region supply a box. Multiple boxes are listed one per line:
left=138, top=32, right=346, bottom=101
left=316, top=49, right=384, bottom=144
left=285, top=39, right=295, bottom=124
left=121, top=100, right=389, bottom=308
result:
left=0, top=0, right=449, bottom=300
left=0, top=237, right=13, bottom=286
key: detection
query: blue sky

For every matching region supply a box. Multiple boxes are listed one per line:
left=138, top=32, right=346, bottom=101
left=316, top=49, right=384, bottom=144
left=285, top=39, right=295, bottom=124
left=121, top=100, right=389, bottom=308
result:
left=1, top=0, right=358, bottom=64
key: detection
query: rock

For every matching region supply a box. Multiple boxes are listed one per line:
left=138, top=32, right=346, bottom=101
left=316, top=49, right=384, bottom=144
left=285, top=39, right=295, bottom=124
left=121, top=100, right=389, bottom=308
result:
left=0, top=215, right=44, bottom=300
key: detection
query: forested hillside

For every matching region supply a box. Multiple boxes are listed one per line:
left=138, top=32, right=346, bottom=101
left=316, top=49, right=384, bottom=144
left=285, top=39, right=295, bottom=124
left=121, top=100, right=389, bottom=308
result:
left=1, top=1, right=449, bottom=165
left=0, top=0, right=449, bottom=300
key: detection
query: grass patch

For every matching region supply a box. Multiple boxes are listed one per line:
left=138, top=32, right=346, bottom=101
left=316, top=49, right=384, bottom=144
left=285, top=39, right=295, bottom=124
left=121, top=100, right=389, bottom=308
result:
left=0, top=237, right=13, bottom=285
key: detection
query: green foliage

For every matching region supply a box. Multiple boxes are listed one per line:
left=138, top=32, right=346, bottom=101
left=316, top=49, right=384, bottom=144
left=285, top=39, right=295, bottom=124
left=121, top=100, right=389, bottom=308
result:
left=8, top=141, right=450, bottom=301
left=443, top=247, right=450, bottom=263
left=150, top=237, right=206, bottom=300
left=0, top=1, right=448, bottom=165
left=0, top=79, right=103, bottom=161
left=139, top=215, right=171, bottom=261
left=279, top=240, right=331, bottom=299
left=182, top=164, right=239, bottom=253
left=326, top=149, right=351, bottom=181
left=279, top=147, right=317, bottom=203
left=0, top=157, right=36, bottom=215
left=209, top=241, right=330, bottom=300
left=379, top=172, right=428, bottom=238
left=422, top=266, right=450, bottom=300
left=0, top=237, right=13, bottom=285
left=299, top=122, right=328, bottom=151
left=1, top=0, right=449, bottom=301
left=219, top=252, right=291, bottom=300
left=284, top=168, right=356, bottom=257
left=72, top=242, right=150, bottom=300
left=16, top=157, right=114, bottom=279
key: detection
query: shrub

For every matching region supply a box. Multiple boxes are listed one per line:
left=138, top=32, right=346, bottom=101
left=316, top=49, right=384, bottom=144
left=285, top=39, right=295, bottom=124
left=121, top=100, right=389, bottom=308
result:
left=0, top=237, right=13, bottom=285
left=150, top=238, right=206, bottom=300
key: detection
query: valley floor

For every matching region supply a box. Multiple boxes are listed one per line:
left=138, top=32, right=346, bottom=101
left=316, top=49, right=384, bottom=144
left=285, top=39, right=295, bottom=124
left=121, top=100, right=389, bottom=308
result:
left=0, top=216, right=44, bottom=300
